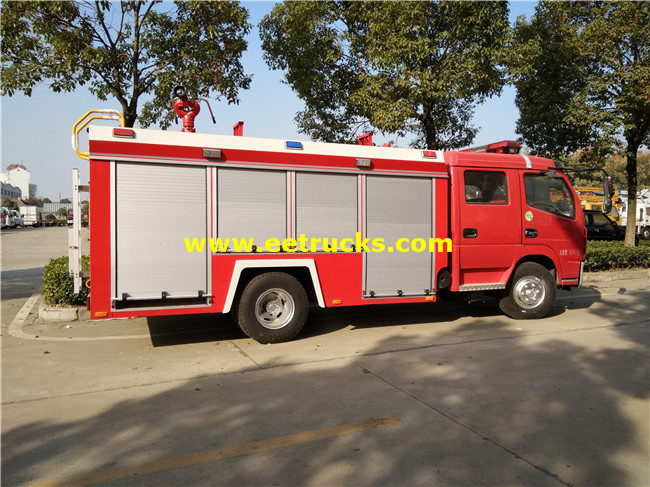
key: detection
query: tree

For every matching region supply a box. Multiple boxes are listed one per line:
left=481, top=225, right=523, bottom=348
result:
left=260, top=1, right=510, bottom=149
left=2, top=199, right=19, bottom=211
left=566, top=150, right=650, bottom=189
left=511, top=2, right=650, bottom=246
left=1, top=1, right=251, bottom=128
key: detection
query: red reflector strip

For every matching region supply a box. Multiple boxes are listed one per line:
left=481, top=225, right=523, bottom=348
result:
left=422, top=150, right=438, bottom=158
left=113, top=128, right=134, bottom=138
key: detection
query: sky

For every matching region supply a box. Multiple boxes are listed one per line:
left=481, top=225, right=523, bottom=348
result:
left=0, top=1, right=538, bottom=202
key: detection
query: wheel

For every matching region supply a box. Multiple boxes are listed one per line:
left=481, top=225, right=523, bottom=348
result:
left=235, top=272, right=308, bottom=343
left=498, top=262, right=556, bottom=319
left=642, top=227, right=650, bottom=240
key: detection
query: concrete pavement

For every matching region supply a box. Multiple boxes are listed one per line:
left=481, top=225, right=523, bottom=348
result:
left=2, top=271, right=649, bottom=486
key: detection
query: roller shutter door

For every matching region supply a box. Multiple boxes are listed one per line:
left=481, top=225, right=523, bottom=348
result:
left=296, top=172, right=357, bottom=246
left=365, top=176, right=433, bottom=297
left=217, top=168, right=286, bottom=242
left=115, top=163, right=208, bottom=300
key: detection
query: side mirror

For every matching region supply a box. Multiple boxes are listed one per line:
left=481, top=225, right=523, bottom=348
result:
left=603, top=175, right=613, bottom=214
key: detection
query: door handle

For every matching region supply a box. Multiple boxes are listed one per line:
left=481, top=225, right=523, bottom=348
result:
left=525, top=228, right=538, bottom=238
left=463, top=228, right=478, bottom=238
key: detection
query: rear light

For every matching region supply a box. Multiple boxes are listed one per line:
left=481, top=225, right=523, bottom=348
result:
left=113, top=128, right=135, bottom=138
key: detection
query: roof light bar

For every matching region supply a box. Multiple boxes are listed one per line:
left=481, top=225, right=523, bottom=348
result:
left=460, top=140, right=521, bottom=154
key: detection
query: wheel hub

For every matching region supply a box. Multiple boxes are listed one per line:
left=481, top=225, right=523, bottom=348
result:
left=265, top=299, right=282, bottom=316
left=255, top=288, right=295, bottom=329
left=513, top=276, right=546, bottom=309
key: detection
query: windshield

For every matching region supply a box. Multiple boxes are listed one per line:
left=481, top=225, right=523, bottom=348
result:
left=524, top=173, right=575, bottom=219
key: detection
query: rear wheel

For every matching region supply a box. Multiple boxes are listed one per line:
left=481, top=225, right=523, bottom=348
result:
left=499, top=263, right=556, bottom=319
left=235, top=272, right=308, bottom=343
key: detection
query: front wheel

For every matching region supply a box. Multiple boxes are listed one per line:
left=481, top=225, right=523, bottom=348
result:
left=499, top=263, right=556, bottom=319
left=641, top=227, right=650, bottom=240
left=235, top=272, right=308, bottom=343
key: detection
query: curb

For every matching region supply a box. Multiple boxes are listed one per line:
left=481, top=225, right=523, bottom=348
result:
left=583, top=269, right=649, bottom=283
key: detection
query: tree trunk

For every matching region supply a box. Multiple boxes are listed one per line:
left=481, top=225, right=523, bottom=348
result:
left=123, top=111, right=137, bottom=128
left=624, top=146, right=638, bottom=247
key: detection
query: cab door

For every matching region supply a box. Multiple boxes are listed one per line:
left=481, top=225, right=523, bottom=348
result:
left=521, top=172, right=583, bottom=259
left=457, top=168, right=521, bottom=289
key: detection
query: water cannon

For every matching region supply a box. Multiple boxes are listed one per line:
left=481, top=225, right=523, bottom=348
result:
left=172, top=85, right=216, bottom=133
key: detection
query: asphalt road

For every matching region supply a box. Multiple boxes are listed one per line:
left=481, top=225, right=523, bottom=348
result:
left=1, top=226, right=649, bottom=486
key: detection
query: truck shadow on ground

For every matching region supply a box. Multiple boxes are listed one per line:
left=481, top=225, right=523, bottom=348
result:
left=146, top=286, right=602, bottom=347
left=146, top=313, right=244, bottom=347
left=3, top=301, right=648, bottom=487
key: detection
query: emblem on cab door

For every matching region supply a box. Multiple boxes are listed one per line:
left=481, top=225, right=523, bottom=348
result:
left=525, top=211, right=534, bottom=222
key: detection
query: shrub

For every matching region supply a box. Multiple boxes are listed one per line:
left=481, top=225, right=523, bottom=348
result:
left=584, top=240, right=650, bottom=271
left=43, top=255, right=90, bottom=306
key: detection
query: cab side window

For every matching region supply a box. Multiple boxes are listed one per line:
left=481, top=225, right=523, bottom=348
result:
left=464, top=171, right=508, bottom=204
left=524, top=173, right=575, bottom=219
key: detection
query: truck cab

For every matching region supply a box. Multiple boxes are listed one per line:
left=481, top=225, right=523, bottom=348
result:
left=447, top=150, right=584, bottom=318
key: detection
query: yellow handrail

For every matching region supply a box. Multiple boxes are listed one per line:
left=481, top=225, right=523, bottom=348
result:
left=72, top=109, right=125, bottom=160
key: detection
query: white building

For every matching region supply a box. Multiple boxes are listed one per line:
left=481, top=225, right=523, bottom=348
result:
left=1, top=163, right=31, bottom=200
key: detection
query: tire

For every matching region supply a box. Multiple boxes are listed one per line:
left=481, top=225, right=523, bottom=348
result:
left=235, top=272, right=308, bottom=343
left=498, top=263, right=556, bottom=319
left=642, top=227, right=650, bottom=240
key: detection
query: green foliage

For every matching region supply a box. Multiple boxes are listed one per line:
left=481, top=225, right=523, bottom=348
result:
left=568, top=151, right=650, bottom=189
left=2, top=199, right=19, bottom=210
left=511, top=2, right=650, bottom=160
left=511, top=2, right=650, bottom=247
left=55, top=208, right=67, bottom=219
left=43, top=255, right=90, bottom=306
left=584, top=240, right=650, bottom=272
left=260, top=1, right=510, bottom=149
left=1, top=1, right=251, bottom=128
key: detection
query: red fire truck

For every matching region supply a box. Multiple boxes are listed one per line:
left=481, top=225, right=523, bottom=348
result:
left=69, top=96, right=611, bottom=343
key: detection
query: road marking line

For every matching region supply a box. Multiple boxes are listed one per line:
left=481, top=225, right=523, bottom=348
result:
left=32, top=415, right=403, bottom=487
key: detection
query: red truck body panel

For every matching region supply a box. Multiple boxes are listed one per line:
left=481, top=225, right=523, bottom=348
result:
left=83, top=127, right=584, bottom=324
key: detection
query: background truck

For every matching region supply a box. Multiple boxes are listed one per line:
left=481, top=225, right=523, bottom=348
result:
left=19, top=205, right=42, bottom=227
left=69, top=102, right=611, bottom=343
left=619, top=189, right=650, bottom=240
left=576, top=186, right=622, bottom=224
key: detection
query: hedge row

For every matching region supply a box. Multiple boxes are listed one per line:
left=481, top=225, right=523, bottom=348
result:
left=584, top=240, right=650, bottom=272
left=43, top=255, right=90, bottom=306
